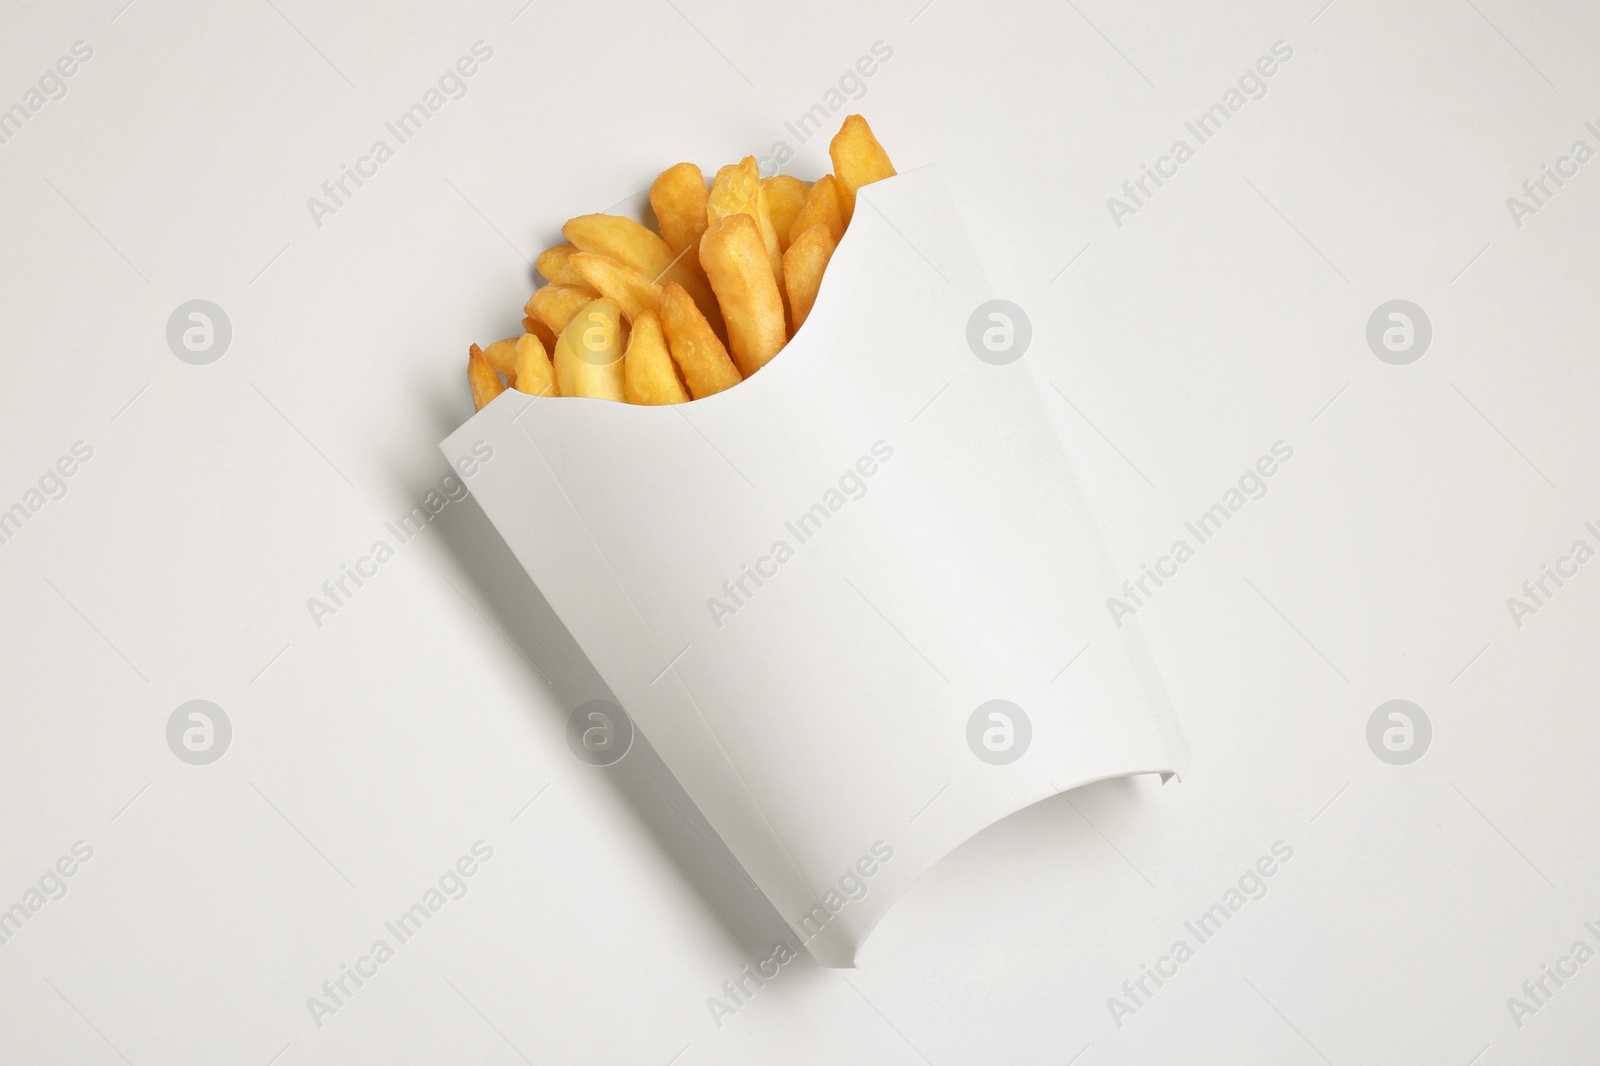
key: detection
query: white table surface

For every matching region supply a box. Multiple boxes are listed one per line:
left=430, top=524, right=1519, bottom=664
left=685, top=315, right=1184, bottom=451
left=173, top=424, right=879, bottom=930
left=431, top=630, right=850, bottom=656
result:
left=2, top=0, right=1597, bottom=1062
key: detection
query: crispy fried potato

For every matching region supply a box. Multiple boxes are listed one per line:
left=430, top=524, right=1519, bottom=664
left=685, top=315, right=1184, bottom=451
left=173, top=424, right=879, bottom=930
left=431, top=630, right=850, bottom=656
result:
left=623, top=311, right=689, bottom=405
left=707, top=159, right=758, bottom=224
left=468, top=344, right=505, bottom=411
left=828, top=114, right=896, bottom=226
left=783, top=223, right=837, bottom=334
left=552, top=299, right=626, bottom=401
left=763, top=175, right=809, bottom=252
left=659, top=282, right=741, bottom=399
left=563, top=214, right=674, bottom=280
left=569, top=252, right=662, bottom=324
left=524, top=317, right=558, bottom=356
left=512, top=332, right=557, bottom=397
left=699, top=213, right=785, bottom=377
left=651, top=163, right=709, bottom=255
left=789, top=174, right=846, bottom=246
left=536, top=243, right=589, bottom=288
left=525, top=283, right=596, bottom=337
left=481, top=336, right=521, bottom=388
left=707, top=157, right=784, bottom=298
left=656, top=251, right=726, bottom=340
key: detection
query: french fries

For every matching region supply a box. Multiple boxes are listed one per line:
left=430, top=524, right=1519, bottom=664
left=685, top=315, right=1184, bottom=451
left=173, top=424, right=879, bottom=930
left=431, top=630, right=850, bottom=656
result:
left=553, top=299, right=626, bottom=402
left=468, top=344, right=506, bottom=411
left=526, top=283, right=596, bottom=337
left=650, top=163, right=709, bottom=255
left=524, top=317, right=558, bottom=357
left=789, top=174, right=845, bottom=246
left=828, top=114, right=895, bottom=226
left=784, top=223, right=836, bottom=333
left=536, top=243, right=589, bottom=288
left=480, top=336, right=520, bottom=388
left=623, top=311, right=690, bottom=405
left=563, top=214, right=674, bottom=280
left=466, top=114, right=895, bottom=410
left=762, top=175, right=809, bottom=252
left=708, top=157, right=784, bottom=307
left=659, top=283, right=741, bottom=399
left=513, top=332, right=556, bottom=397
left=570, top=252, right=662, bottom=323
left=699, top=213, right=785, bottom=377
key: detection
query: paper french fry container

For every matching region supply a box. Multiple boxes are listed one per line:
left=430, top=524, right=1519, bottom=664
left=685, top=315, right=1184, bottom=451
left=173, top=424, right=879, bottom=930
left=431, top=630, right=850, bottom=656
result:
left=441, top=165, right=1188, bottom=967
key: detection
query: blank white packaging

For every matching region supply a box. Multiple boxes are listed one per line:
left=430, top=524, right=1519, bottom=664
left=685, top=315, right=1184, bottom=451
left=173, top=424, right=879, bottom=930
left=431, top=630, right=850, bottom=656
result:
left=441, top=165, right=1188, bottom=967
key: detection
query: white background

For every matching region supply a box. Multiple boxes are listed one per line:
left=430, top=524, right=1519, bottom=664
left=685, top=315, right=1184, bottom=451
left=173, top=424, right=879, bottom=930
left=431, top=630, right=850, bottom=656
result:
left=2, top=0, right=1597, bottom=1063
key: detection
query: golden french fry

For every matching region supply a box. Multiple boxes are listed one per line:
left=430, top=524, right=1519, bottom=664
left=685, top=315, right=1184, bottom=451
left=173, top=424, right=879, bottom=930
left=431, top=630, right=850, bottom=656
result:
left=763, top=175, right=809, bottom=252
left=699, top=214, right=785, bottom=377
left=707, top=159, right=758, bottom=224
left=481, top=336, right=520, bottom=388
left=789, top=174, right=846, bottom=246
left=512, top=332, right=557, bottom=397
left=651, top=163, right=709, bottom=255
left=569, top=252, right=662, bottom=323
left=552, top=299, right=626, bottom=401
left=707, top=157, right=783, bottom=298
left=623, top=311, right=689, bottom=405
left=783, top=223, right=837, bottom=334
left=524, top=317, right=558, bottom=357
left=659, top=282, right=741, bottom=399
left=536, top=243, right=589, bottom=288
left=657, top=253, right=726, bottom=340
left=525, top=283, right=596, bottom=337
left=563, top=214, right=674, bottom=280
left=468, top=344, right=505, bottom=411
left=828, top=114, right=895, bottom=226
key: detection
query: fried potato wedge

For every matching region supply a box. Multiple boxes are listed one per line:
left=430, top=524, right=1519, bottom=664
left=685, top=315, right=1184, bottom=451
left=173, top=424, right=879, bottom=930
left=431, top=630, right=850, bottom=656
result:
left=828, top=114, right=896, bottom=226
left=563, top=214, right=674, bottom=280
left=468, top=344, right=506, bottom=411
left=659, top=282, right=741, bottom=399
left=708, top=156, right=784, bottom=300
left=623, top=311, right=690, bottom=405
left=481, top=336, right=521, bottom=388
left=783, top=223, right=837, bottom=334
left=699, top=213, right=785, bottom=377
left=535, top=243, right=589, bottom=288
left=552, top=299, right=626, bottom=401
left=524, top=317, right=558, bottom=356
left=651, top=163, right=709, bottom=255
left=762, top=175, right=809, bottom=252
left=570, top=252, right=663, bottom=323
left=789, top=174, right=846, bottom=246
left=525, top=283, right=597, bottom=337
left=512, top=332, right=557, bottom=397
